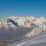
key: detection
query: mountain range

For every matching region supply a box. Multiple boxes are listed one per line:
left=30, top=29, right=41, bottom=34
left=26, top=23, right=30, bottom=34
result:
left=0, top=16, right=46, bottom=40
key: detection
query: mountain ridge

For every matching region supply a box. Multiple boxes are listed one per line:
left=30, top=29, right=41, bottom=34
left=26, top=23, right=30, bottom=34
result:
left=0, top=16, right=46, bottom=28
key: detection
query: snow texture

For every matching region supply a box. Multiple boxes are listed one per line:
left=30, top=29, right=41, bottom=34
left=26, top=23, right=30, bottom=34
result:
left=8, top=31, right=46, bottom=46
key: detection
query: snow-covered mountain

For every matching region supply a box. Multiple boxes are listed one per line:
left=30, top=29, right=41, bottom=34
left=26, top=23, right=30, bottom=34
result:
left=0, top=16, right=46, bottom=40
left=0, top=16, right=46, bottom=28
left=0, top=16, right=35, bottom=28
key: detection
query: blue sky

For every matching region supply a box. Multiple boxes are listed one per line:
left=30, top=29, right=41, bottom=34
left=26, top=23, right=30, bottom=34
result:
left=0, top=0, right=46, bottom=18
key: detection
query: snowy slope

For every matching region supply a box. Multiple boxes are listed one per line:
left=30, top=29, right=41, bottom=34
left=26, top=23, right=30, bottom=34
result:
left=7, top=31, right=46, bottom=46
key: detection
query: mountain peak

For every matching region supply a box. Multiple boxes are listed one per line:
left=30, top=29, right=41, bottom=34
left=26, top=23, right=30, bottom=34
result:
left=0, top=16, right=46, bottom=28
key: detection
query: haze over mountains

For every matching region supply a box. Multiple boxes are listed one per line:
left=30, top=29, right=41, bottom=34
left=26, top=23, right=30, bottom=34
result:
left=0, top=16, right=46, bottom=40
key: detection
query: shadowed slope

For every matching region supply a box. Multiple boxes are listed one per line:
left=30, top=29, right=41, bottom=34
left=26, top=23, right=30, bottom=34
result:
left=8, top=18, right=19, bottom=27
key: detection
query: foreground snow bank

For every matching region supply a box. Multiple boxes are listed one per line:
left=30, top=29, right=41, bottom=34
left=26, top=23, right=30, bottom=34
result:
left=8, top=31, right=46, bottom=46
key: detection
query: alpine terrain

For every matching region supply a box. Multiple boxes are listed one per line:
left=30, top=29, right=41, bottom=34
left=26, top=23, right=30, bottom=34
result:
left=0, top=16, right=46, bottom=46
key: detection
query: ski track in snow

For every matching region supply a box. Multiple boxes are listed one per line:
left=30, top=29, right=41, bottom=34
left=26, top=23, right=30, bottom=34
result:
left=14, top=35, right=46, bottom=46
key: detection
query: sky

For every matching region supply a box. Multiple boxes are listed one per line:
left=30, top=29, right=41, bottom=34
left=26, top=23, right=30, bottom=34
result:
left=0, top=0, right=46, bottom=18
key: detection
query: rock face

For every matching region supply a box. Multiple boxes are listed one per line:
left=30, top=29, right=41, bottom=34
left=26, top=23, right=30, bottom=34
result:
left=0, top=16, right=46, bottom=40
